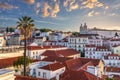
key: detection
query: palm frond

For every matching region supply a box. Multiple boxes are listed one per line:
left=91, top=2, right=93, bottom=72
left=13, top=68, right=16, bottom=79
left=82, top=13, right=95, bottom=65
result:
left=16, top=16, right=34, bottom=38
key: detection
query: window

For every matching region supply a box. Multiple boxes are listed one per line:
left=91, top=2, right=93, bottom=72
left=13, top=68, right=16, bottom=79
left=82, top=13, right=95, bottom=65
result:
left=33, top=69, right=36, bottom=75
left=118, top=63, right=119, bottom=65
left=33, top=52, right=35, bottom=55
left=61, top=69, right=64, bottom=72
left=43, top=72, right=46, bottom=78
left=38, top=72, right=40, bottom=76
left=86, top=52, right=88, bottom=54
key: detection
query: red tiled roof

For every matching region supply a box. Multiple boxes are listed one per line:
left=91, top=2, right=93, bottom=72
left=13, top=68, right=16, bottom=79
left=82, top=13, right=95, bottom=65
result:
left=110, top=38, right=120, bottom=41
left=65, top=58, right=101, bottom=71
left=42, top=56, right=72, bottom=63
left=65, top=58, right=83, bottom=70
left=41, top=49, right=80, bottom=57
left=60, top=69, right=102, bottom=80
left=103, top=38, right=111, bottom=41
left=35, top=36, right=44, bottom=39
left=113, top=75, right=120, bottom=80
left=80, top=61, right=95, bottom=70
left=104, top=54, right=120, bottom=60
left=77, top=34, right=99, bottom=37
left=96, top=46, right=110, bottom=51
left=27, top=45, right=65, bottom=50
left=58, top=38, right=68, bottom=42
left=40, top=62, right=65, bottom=71
left=107, top=54, right=119, bottom=57
left=102, top=75, right=108, bottom=80
left=15, top=75, right=47, bottom=80
left=96, top=46, right=107, bottom=49
left=0, top=57, right=20, bottom=68
left=44, top=40, right=57, bottom=42
left=79, top=58, right=101, bottom=66
left=85, top=45, right=110, bottom=51
left=106, top=67, right=120, bottom=73
left=112, top=44, right=120, bottom=47
left=85, top=44, right=96, bottom=47
left=41, top=50, right=58, bottom=57
left=71, top=70, right=102, bottom=80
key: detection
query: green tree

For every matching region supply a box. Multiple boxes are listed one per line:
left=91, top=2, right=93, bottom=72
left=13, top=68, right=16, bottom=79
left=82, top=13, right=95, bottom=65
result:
left=13, top=56, right=32, bottom=68
left=115, top=32, right=119, bottom=37
left=17, top=16, right=34, bottom=76
left=9, top=28, right=14, bottom=32
left=6, top=27, right=15, bottom=32
left=13, top=56, right=32, bottom=75
left=72, top=32, right=79, bottom=37
left=6, top=27, right=9, bottom=32
left=105, top=77, right=114, bottom=80
left=40, top=28, right=52, bottom=32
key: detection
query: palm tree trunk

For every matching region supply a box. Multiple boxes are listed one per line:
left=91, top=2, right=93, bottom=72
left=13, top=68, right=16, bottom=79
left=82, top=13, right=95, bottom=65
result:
left=24, top=36, right=27, bottom=76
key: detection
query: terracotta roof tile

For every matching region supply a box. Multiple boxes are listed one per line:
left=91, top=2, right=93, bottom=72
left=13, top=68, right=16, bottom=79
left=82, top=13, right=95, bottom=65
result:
left=112, top=44, right=120, bottom=47
left=79, top=58, right=101, bottom=66
left=77, top=34, right=99, bottom=37
left=35, top=37, right=44, bottom=39
left=42, top=56, right=72, bottom=63
left=104, top=54, right=120, bottom=60
left=85, top=44, right=96, bottom=47
left=107, top=54, right=119, bottom=57
left=110, top=38, right=120, bottom=41
left=40, top=62, right=65, bottom=71
left=60, top=69, right=102, bottom=80
left=113, top=75, right=120, bottom=80
left=27, top=45, right=66, bottom=50
left=96, top=46, right=109, bottom=51
left=41, top=49, right=80, bottom=57
left=80, top=61, right=95, bottom=70
left=15, top=75, right=46, bottom=80
left=41, top=50, right=58, bottom=57
left=0, top=57, right=20, bottom=68
left=65, top=58, right=101, bottom=71
left=106, top=67, right=120, bottom=73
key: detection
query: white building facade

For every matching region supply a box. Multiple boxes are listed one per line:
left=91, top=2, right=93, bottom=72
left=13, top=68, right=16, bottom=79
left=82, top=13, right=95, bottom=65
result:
left=103, top=54, right=120, bottom=67
left=85, top=45, right=111, bottom=59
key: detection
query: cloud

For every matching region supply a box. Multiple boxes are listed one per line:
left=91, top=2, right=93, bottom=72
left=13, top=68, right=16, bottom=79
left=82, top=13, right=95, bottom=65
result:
left=69, top=3, right=79, bottom=11
left=105, top=6, right=109, bottom=10
left=0, top=3, right=18, bottom=9
left=88, top=10, right=100, bottom=17
left=42, top=3, right=51, bottom=17
left=52, top=0, right=57, bottom=2
left=22, top=0, right=35, bottom=4
left=109, top=13, right=116, bottom=16
left=63, top=0, right=79, bottom=11
left=41, top=1, right=60, bottom=18
left=111, top=3, right=120, bottom=9
left=88, top=10, right=94, bottom=16
left=94, top=12, right=100, bottom=15
left=0, top=17, right=17, bottom=21
left=81, top=0, right=103, bottom=9
left=35, top=20, right=64, bottom=26
left=51, top=3, right=60, bottom=17
left=34, top=2, right=40, bottom=14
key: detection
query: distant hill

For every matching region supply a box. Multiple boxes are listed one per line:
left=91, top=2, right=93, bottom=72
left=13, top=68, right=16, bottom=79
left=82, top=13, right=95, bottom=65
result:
left=90, top=27, right=120, bottom=32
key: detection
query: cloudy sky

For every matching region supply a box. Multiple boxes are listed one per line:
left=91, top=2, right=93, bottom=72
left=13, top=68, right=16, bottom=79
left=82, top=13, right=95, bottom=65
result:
left=0, top=0, right=120, bottom=31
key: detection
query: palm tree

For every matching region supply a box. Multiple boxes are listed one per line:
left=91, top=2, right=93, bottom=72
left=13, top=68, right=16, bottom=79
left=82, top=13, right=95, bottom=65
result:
left=17, top=16, right=34, bottom=76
